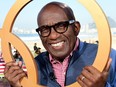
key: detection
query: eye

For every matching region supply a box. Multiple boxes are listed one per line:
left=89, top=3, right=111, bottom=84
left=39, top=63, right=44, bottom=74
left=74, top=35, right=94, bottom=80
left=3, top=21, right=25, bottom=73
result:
left=40, top=26, right=50, bottom=34
left=56, top=22, right=68, bottom=29
left=59, top=23, right=65, bottom=28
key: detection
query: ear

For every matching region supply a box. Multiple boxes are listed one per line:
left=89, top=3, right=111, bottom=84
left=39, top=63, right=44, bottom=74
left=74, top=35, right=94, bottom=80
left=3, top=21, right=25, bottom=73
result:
left=74, top=21, right=81, bottom=36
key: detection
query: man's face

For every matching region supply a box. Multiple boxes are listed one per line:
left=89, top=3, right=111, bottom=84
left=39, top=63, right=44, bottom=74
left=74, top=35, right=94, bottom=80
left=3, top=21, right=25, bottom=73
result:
left=38, top=6, right=78, bottom=60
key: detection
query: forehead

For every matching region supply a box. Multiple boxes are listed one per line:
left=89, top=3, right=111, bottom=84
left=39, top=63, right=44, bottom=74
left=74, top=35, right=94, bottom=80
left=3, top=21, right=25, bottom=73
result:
left=38, top=5, right=68, bottom=26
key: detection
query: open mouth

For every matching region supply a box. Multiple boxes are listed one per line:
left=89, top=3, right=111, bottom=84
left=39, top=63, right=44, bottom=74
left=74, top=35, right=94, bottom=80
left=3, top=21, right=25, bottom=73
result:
left=50, top=41, right=65, bottom=49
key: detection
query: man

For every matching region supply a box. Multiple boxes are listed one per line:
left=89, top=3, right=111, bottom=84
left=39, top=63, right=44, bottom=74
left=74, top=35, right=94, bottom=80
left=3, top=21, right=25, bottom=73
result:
left=4, top=2, right=116, bottom=87
left=33, top=43, right=38, bottom=52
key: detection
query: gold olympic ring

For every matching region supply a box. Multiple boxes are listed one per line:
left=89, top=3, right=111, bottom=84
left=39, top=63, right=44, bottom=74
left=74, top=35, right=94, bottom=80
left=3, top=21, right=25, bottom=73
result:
left=0, top=0, right=111, bottom=87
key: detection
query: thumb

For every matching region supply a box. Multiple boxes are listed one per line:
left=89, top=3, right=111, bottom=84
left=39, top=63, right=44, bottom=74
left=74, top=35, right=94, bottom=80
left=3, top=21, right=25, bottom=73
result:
left=103, top=58, right=112, bottom=72
left=18, top=61, right=23, bottom=67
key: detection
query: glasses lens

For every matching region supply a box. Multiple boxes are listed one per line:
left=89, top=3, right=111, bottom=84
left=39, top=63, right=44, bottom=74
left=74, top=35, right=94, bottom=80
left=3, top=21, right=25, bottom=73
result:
left=38, top=26, right=50, bottom=37
left=55, top=21, right=69, bottom=33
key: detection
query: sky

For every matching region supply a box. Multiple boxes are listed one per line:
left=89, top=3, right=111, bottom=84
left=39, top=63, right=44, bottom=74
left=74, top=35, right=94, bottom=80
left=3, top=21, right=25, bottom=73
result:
left=0, top=0, right=116, bottom=30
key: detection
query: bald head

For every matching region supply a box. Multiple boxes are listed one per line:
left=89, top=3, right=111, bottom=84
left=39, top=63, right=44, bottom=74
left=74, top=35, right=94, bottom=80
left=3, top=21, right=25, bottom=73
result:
left=37, top=2, right=75, bottom=26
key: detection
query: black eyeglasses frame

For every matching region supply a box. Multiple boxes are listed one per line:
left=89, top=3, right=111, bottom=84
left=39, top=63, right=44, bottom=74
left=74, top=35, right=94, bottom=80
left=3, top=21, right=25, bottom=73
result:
left=36, top=20, right=75, bottom=37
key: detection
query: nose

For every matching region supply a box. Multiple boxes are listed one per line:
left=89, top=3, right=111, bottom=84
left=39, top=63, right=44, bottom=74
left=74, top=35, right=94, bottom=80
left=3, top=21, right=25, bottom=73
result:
left=48, top=27, right=60, bottom=40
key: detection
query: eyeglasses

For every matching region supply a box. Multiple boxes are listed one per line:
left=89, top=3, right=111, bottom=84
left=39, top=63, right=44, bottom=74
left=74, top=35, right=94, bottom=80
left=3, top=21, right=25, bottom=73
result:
left=36, top=20, right=75, bottom=37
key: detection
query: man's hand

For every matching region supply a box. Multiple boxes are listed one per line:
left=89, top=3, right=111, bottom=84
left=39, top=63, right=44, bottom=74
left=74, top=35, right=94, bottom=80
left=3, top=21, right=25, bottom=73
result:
left=77, top=58, right=112, bottom=87
left=4, top=61, right=26, bottom=87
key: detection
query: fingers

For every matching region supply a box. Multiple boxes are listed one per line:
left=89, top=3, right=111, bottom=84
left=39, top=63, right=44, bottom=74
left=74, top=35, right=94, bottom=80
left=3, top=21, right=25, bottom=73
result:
left=78, top=74, right=91, bottom=87
left=77, top=66, right=98, bottom=87
left=6, top=69, right=26, bottom=83
left=5, top=64, right=25, bottom=78
left=81, top=67, right=95, bottom=82
left=84, top=66, right=100, bottom=76
left=4, top=61, right=24, bottom=77
left=102, top=58, right=112, bottom=81
left=4, top=61, right=23, bottom=73
left=78, top=76, right=87, bottom=87
left=4, top=61, right=16, bottom=74
left=103, top=58, right=112, bottom=72
left=4, top=61, right=26, bottom=87
left=77, top=65, right=108, bottom=87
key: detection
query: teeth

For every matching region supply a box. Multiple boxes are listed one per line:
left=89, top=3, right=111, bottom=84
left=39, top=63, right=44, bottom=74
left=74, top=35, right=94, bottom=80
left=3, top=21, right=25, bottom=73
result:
left=51, top=41, right=64, bottom=47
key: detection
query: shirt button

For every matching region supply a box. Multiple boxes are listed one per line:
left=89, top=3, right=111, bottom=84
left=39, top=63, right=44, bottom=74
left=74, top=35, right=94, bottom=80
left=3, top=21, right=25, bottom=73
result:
left=63, top=72, right=66, bottom=75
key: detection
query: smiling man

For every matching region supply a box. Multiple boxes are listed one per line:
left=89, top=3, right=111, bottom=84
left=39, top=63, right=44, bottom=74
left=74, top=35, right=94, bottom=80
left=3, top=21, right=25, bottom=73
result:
left=4, top=1, right=116, bottom=87
left=36, top=2, right=80, bottom=62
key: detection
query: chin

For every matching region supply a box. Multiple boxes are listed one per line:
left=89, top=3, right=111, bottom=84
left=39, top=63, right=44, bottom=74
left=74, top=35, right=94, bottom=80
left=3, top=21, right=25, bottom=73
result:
left=53, top=52, right=69, bottom=59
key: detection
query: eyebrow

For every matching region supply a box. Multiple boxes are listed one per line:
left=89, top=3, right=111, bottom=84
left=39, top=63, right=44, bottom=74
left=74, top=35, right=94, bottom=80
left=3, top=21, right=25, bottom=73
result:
left=40, top=20, right=70, bottom=27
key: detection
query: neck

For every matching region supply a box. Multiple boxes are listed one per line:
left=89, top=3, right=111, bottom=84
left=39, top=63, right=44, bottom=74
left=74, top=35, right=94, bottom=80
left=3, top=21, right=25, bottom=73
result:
left=54, top=57, right=65, bottom=62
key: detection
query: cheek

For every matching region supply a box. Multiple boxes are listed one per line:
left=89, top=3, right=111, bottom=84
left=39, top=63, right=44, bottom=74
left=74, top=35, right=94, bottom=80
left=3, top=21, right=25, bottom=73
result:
left=63, top=30, right=77, bottom=50
left=65, top=29, right=76, bottom=43
left=41, top=38, right=48, bottom=48
left=69, top=35, right=76, bottom=50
